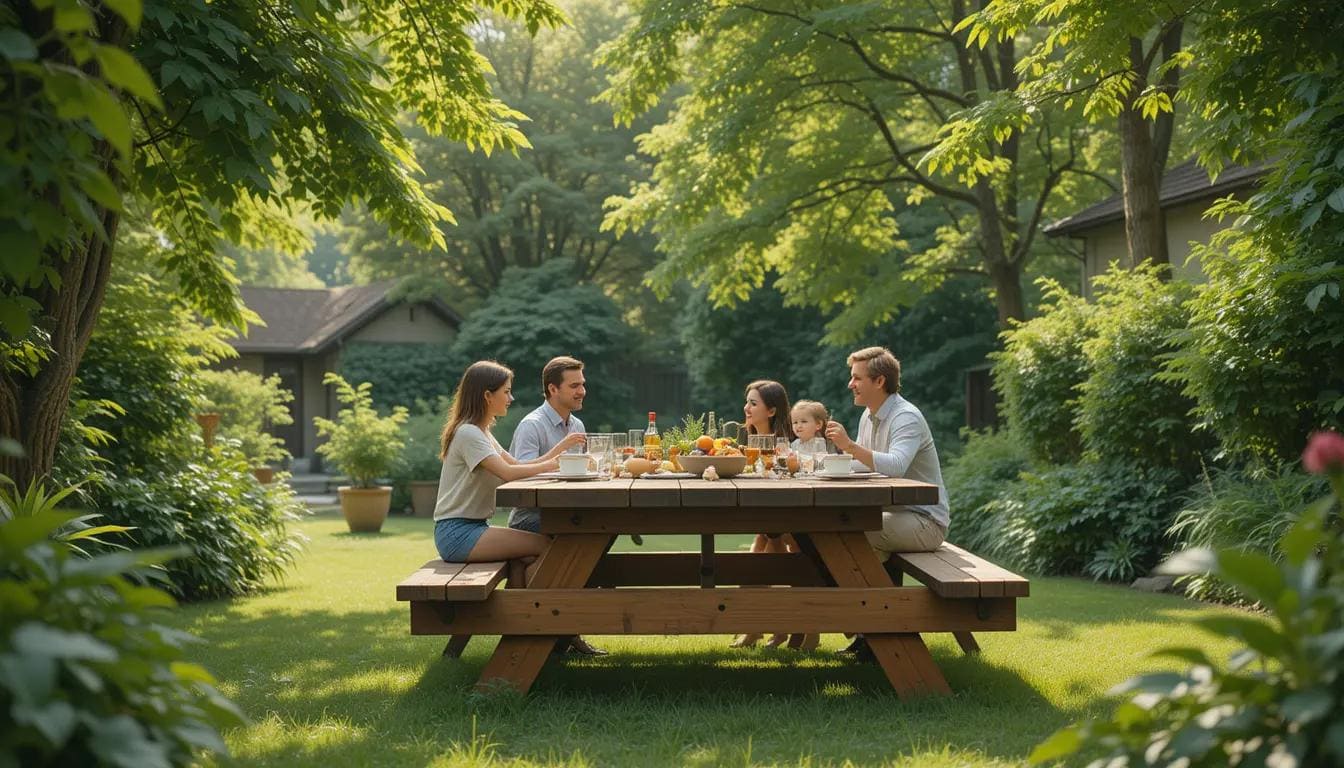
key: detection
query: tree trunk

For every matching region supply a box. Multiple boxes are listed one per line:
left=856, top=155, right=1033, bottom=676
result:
left=0, top=214, right=118, bottom=489
left=1118, top=37, right=1169, bottom=271
left=988, top=258, right=1025, bottom=326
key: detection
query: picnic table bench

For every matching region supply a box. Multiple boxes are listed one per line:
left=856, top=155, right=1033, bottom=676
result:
left=396, top=476, right=1029, bottom=697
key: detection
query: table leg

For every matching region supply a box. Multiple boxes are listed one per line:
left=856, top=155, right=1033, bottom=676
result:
left=475, top=533, right=611, bottom=693
left=700, top=534, right=715, bottom=588
left=809, top=531, right=952, bottom=697
left=442, top=635, right=471, bottom=658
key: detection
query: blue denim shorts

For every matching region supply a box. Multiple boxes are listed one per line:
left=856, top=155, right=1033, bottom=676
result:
left=434, top=517, right=488, bottom=562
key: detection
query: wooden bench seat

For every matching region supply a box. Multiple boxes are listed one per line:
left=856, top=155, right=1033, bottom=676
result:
left=890, top=542, right=1030, bottom=599
left=396, top=560, right=508, bottom=602
left=888, top=542, right=1029, bottom=655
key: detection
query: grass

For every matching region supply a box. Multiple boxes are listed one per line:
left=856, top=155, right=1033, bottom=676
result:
left=172, top=506, right=1247, bottom=767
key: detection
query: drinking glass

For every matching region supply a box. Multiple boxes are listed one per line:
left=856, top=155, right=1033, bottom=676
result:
left=747, top=434, right=772, bottom=474
left=628, top=429, right=645, bottom=458
left=586, top=434, right=612, bottom=476
left=799, top=452, right=815, bottom=475
left=775, top=437, right=792, bottom=475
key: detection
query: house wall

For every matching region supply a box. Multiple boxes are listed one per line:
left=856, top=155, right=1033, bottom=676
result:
left=230, top=354, right=265, bottom=375
left=347, top=302, right=456, bottom=344
left=299, top=349, right=342, bottom=471
left=1080, top=194, right=1243, bottom=296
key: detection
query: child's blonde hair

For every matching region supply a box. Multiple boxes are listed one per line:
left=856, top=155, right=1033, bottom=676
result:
left=791, top=400, right=829, bottom=425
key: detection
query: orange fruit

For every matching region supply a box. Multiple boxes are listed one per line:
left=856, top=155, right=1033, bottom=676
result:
left=696, top=435, right=714, bottom=452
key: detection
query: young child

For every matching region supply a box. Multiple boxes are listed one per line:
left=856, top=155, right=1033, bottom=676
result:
left=790, top=400, right=831, bottom=459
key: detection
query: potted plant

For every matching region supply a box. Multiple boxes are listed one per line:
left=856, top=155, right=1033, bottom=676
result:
left=313, top=373, right=408, bottom=532
left=197, top=369, right=295, bottom=482
left=397, top=399, right=449, bottom=517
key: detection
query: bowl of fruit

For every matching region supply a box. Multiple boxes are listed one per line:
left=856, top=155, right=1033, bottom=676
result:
left=676, top=435, right=748, bottom=478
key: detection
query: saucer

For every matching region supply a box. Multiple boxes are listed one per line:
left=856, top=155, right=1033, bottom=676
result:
left=814, top=471, right=882, bottom=481
left=538, top=471, right=602, bottom=481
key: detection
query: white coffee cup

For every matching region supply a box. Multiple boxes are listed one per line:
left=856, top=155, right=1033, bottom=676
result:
left=821, top=454, right=853, bottom=476
left=557, top=455, right=590, bottom=476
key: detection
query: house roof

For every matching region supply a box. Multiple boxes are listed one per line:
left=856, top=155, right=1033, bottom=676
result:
left=1044, top=159, right=1266, bottom=237
left=231, top=280, right=462, bottom=354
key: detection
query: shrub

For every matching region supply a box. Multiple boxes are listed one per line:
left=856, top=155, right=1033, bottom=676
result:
left=388, top=400, right=450, bottom=513
left=98, top=444, right=306, bottom=601
left=338, top=342, right=461, bottom=413
left=943, top=428, right=1032, bottom=554
left=1166, top=240, right=1344, bottom=464
left=1032, top=434, right=1344, bottom=767
left=991, top=279, right=1095, bottom=464
left=314, top=373, right=408, bottom=488
left=1169, top=462, right=1328, bottom=603
left=196, top=368, right=294, bottom=466
left=985, top=460, right=1187, bottom=581
left=0, top=506, right=242, bottom=765
left=1078, top=266, right=1209, bottom=477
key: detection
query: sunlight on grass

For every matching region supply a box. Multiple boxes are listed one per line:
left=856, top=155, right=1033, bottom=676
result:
left=176, top=506, right=1247, bottom=767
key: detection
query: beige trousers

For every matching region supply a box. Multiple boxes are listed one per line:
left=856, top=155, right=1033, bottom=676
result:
left=864, top=509, right=946, bottom=557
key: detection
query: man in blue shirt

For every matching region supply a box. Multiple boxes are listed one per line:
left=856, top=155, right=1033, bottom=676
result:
left=507, top=356, right=607, bottom=656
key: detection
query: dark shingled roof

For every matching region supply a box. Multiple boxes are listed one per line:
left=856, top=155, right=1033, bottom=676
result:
left=1044, top=159, right=1266, bottom=237
left=231, top=280, right=461, bottom=354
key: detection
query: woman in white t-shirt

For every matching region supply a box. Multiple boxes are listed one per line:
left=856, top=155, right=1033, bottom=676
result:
left=433, top=361, right=585, bottom=583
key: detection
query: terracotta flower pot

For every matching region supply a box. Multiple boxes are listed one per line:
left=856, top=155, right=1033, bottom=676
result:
left=409, top=480, right=438, bottom=518
left=252, top=466, right=276, bottom=484
left=338, top=486, right=392, bottom=533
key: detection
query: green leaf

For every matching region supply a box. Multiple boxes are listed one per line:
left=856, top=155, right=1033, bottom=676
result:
left=1301, top=201, right=1326, bottom=232
left=11, top=623, right=118, bottom=662
left=1195, top=615, right=1285, bottom=656
left=1281, top=688, right=1332, bottom=724
left=1156, top=547, right=1216, bottom=575
left=0, top=228, right=40, bottom=280
left=1216, top=549, right=1284, bottom=604
left=83, top=84, right=132, bottom=158
left=1110, top=671, right=1187, bottom=697
left=95, top=46, right=163, bottom=109
left=0, top=298, right=35, bottom=340
left=1153, top=646, right=1213, bottom=667
left=100, top=0, right=142, bottom=29
left=77, top=170, right=124, bottom=213
left=87, top=715, right=172, bottom=768
left=52, top=1, right=95, bottom=32
left=0, top=29, right=38, bottom=61
left=0, top=653, right=57, bottom=707
left=1028, top=726, right=1082, bottom=764
left=1308, top=283, right=1328, bottom=311
left=1328, top=186, right=1344, bottom=213
left=12, top=700, right=77, bottom=746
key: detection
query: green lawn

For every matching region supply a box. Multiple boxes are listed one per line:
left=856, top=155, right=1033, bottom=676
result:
left=174, top=507, right=1244, bottom=767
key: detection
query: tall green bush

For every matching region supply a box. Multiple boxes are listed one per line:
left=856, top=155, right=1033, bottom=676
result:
left=196, top=369, right=294, bottom=466
left=57, top=259, right=304, bottom=601
left=991, top=280, right=1096, bottom=464
left=0, top=507, right=243, bottom=765
left=943, top=429, right=1032, bottom=554
left=1077, top=266, right=1208, bottom=475
left=1166, top=240, right=1344, bottom=463
left=985, top=460, right=1187, bottom=582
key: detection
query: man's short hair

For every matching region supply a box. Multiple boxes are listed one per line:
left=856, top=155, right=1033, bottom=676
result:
left=847, top=346, right=901, bottom=394
left=542, top=356, right=584, bottom=399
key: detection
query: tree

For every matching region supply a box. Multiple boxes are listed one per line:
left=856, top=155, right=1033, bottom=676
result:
left=344, top=0, right=666, bottom=311
left=599, top=0, right=1113, bottom=333
left=0, top=0, right=566, bottom=486
left=929, top=0, right=1194, bottom=270
left=448, top=258, right=634, bottom=438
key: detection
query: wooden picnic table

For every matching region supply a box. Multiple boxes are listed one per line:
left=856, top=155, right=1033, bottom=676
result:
left=400, top=475, right=1028, bottom=697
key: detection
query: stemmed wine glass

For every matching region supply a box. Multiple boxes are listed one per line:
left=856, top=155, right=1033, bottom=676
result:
left=586, top=434, right=612, bottom=477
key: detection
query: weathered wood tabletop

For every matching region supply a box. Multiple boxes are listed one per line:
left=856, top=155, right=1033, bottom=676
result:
left=410, top=476, right=1017, bottom=697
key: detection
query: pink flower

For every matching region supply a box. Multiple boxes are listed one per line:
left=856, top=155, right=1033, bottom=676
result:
left=1303, top=430, right=1344, bottom=474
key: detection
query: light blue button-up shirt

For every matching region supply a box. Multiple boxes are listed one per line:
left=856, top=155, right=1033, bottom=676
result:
left=856, top=393, right=950, bottom=529
left=506, top=401, right=585, bottom=531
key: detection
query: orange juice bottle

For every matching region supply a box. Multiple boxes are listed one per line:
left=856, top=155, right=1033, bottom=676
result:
left=643, top=411, right=662, bottom=461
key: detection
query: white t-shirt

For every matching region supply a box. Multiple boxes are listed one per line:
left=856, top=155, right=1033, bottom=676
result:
left=791, top=436, right=830, bottom=455
left=433, top=423, right=505, bottom=521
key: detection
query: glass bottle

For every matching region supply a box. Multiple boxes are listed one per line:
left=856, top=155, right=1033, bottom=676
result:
left=707, top=411, right=717, bottom=439
left=643, top=411, right=661, bottom=461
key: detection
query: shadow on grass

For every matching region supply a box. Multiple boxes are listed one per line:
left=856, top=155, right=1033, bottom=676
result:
left=185, top=593, right=1076, bottom=767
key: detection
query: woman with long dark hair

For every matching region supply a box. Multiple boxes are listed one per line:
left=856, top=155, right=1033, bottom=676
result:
left=432, top=361, right=585, bottom=583
left=731, top=379, right=807, bottom=649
